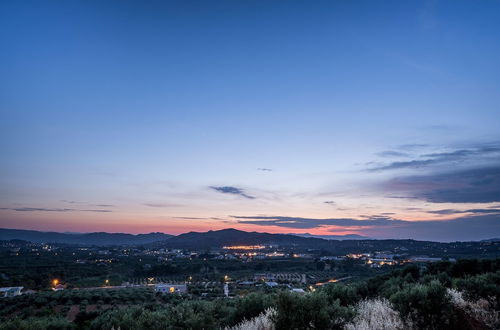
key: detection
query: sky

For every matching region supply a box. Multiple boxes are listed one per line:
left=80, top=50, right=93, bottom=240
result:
left=1, top=0, right=500, bottom=241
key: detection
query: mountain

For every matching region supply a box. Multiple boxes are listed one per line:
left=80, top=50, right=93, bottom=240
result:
left=154, top=228, right=331, bottom=249
left=148, top=229, right=500, bottom=259
left=0, top=228, right=172, bottom=246
left=290, top=233, right=370, bottom=240
left=480, top=238, right=500, bottom=242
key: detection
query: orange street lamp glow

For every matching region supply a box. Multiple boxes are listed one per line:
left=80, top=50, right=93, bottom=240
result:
left=52, top=279, right=59, bottom=287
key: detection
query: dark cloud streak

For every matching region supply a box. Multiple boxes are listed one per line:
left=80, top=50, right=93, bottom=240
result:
left=0, top=207, right=112, bottom=213
left=231, top=214, right=500, bottom=241
left=385, top=167, right=500, bottom=203
left=371, top=144, right=500, bottom=172
left=210, top=186, right=255, bottom=199
left=233, top=215, right=404, bottom=229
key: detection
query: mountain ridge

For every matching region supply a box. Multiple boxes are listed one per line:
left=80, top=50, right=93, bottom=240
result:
left=289, top=233, right=370, bottom=240
left=0, top=228, right=172, bottom=246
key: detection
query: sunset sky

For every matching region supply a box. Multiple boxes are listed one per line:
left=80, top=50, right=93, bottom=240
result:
left=1, top=0, right=499, bottom=241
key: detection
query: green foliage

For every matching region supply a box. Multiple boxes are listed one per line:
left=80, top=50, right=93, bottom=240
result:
left=274, top=291, right=354, bottom=330
left=390, top=280, right=453, bottom=329
left=321, top=283, right=360, bottom=306
left=88, top=303, right=222, bottom=330
left=453, top=271, right=500, bottom=307
left=0, top=258, right=498, bottom=330
left=0, top=317, right=73, bottom=330
left=231, top=292, right=274, bottom=324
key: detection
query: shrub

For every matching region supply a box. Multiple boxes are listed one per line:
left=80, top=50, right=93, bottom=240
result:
left=448, top=288, right=499, bottom=328
left=390, top=280, right=452, bottom=329
left=344, top=298, right=409, bottom=330
left=225, top=308, right=276, bottom=330
left=274, top=291, right=353, bottom=330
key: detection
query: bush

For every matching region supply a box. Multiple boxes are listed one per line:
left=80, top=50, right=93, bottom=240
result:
left=273, top=291, right=353, bottom=330
left=345, top=298, right=408, bottom=330
left=0, top=316, right=74, bottom=330
left=225, top=308, right=276, bottom=330
left=390, top=280, right=453, bottom=329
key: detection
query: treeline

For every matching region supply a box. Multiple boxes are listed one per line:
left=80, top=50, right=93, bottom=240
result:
left=0, top=259, right=498, bottom=330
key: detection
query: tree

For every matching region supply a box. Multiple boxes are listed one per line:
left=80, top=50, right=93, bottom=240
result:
left=345, top=298, right=408, bottom=330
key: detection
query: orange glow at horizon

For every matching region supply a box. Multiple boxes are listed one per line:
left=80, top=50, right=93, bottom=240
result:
left=0, top=204, right=483, bottom=237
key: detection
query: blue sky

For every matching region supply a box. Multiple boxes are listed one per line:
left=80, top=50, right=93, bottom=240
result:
left=1, top=0, right=499, bottom=240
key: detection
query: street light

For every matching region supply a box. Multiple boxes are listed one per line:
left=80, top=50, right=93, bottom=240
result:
left=52, top=279, right=59, bottom=287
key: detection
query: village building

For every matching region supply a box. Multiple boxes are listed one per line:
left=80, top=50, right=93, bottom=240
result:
left=0, top=286, right=23, bottom=298
left=154, top=283, right=187, bottom=294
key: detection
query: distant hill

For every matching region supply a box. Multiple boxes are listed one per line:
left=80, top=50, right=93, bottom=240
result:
left=155, top=228, right=331, bottom=249
left=480, top=238, right=500, bottom=242
left=0, top=228, right=172, bottom=246
left=148, top=229, right=500, bottom=259
left=290, top=233, right=370, bottom=240
left=2, top=228, right=498, bottom=258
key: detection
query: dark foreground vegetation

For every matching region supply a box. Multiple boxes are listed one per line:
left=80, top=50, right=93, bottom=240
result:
left=0, top=258, right=498, bottom=330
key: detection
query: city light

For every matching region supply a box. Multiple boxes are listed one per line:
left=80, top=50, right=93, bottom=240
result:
left=222, top=245, right=265, bottom=250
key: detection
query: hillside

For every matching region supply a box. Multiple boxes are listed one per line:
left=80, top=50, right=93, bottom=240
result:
left=155, top=228, right=331, bottom=249
left=152, top=229, right=500, bottom=258
left=0, top=228, right=172, bottom=246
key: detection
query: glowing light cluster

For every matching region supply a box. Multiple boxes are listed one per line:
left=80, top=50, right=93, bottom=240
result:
left=315, top=279, right=338, bottom=286
left=223, top=245, right=265, bottom=250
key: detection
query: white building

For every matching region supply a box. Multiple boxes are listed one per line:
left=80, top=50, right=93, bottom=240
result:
left=0, top=286, right=23, bottom=298
left=154, top=284, right=187, bottom=294
left=408, top=256, right=442, bottom=263
left=320, top=256, right=345, bottom=261
left=254, top=273, right=275, bottom=281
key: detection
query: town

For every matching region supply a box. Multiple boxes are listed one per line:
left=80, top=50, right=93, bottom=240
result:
left=1, top=237, right=496, bottom=300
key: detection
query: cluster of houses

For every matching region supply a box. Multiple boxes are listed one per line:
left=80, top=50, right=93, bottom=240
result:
left=254, top=273, right=307, bottom=284
left=343, top=251, right=453, bottom=268
left=154, top=283, right=187, bottom=294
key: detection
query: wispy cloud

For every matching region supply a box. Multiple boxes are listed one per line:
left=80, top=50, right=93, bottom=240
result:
left=370, top=143, right=500, bottom=172
left=0, top=207, right=112, bottom=213
left=371, top=159, right=436, bottom=171
left=383, top=166, right=500, bottom=203
left=173, top=216, right=224, bottom=220
left=232, top=214, right=500, bottom=241
left=257, top=168, right=273, bottom=172
left=363, top=214, right=500, bottom=242
left=143, top=203, right=180, bottom=208
left=233, top=215, right=403, bottom=229
left=376, top=151, right=410, bottom=158
left=83, top=209, right=113, bottom=213
left=60, top=200, right=114, bottom=207
left=210, top=186, right=255, bottom=199
left=1, top=207, right=75, bottom=212
left=428, top=208, right=500, bottom=215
